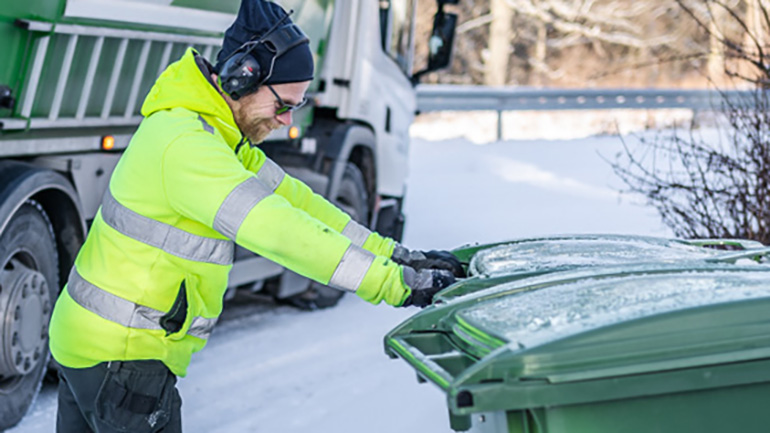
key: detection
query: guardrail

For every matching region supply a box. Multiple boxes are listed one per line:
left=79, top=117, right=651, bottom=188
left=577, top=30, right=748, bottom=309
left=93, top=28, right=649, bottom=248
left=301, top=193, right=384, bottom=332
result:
left=415, top=85, right=758, bottom=140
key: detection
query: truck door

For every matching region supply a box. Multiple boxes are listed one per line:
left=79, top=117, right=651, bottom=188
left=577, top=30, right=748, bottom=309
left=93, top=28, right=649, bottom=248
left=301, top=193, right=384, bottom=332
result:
left=373, top=0, right=418, bottom=198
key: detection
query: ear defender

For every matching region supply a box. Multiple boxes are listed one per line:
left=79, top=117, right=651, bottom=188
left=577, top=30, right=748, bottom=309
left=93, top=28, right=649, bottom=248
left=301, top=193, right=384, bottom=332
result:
left=216, top=10, right=308, bottom=101
left=218, top=51, right=263, bottom=101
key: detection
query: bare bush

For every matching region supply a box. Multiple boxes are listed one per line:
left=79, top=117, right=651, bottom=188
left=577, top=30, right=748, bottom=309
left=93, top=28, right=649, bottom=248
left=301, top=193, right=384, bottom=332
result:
left=612, top=0, right=770, bottom=243
left=613, top=92, right=770, bottom=242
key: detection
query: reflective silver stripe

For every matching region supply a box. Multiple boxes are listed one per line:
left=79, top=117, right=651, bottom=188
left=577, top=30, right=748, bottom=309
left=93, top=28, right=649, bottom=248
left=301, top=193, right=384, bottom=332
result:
left=101, top=190, right=234, bottom=266
left=212, top=159, right=286, bottom=241
left=198, top=115, right=214, bottom=134
left=328, top=245, right=376, bottom=292
left=213, top=177, right=272, bottom=240
left=341, top=219, right=371, bottom=247
left=189, top=316, right=218, bottom=340
left=101, top=191, right=234, bottom=264
left=68, top=268, right=165, bottom=331
left=68, top=268, right=218, bottom=340
left=256, top=158, right=285, bottom=191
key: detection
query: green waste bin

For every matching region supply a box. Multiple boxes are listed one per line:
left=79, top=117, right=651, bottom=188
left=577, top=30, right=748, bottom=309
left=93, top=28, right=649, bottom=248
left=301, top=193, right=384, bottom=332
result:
left=385, top=261, right=770, bottom=432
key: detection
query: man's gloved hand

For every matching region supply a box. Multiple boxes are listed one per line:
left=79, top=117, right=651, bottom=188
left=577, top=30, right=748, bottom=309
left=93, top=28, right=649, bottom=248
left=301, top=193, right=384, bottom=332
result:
left=392, top=245, right=466, bottom=278
left=401, top=266, right=456, bottom=308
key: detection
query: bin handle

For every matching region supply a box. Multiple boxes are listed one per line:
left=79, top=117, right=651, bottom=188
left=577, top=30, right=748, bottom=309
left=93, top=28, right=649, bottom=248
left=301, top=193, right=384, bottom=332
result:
left=684, top=238, right=765, bottom=250
left=387, top=337, right=457, bottom=390
left=705, top=246, right=770, bottom=263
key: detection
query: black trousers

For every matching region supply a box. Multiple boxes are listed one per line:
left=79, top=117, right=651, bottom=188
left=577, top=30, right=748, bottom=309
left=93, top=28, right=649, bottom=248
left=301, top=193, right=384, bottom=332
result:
left=57, top=360, right=182, bottom=433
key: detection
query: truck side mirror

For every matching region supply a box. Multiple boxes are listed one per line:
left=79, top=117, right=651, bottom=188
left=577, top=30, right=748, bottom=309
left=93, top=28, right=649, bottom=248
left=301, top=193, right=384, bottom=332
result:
left=426, top=11, right=457, bottom=71
left=412, top=7, right=458, bottom=84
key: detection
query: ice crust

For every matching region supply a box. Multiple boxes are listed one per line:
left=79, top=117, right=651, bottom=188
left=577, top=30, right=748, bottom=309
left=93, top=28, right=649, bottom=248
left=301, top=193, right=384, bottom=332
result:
left=460, top=270, right=770, bottom=350
left=470, top=237, right=719, bottom=276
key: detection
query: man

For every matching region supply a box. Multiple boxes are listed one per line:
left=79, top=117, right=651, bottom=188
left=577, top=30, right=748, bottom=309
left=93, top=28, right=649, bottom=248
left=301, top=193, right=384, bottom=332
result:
left=49, top=1, right=464, bottom=432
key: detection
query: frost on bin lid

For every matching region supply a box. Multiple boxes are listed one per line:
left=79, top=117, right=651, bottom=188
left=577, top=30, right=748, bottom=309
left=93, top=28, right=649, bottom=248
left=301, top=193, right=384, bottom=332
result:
left=468, top=235, right=719, bottom=277
left=460, top=269, right=770, bottom=352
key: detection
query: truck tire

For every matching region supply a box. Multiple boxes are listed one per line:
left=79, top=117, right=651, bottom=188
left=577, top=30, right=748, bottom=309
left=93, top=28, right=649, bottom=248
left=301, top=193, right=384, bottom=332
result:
left=334, top=163, right=369, bottom=225
left=286, top=163, right=369, bottom=310
left=0, top=201, right=58, bottom=431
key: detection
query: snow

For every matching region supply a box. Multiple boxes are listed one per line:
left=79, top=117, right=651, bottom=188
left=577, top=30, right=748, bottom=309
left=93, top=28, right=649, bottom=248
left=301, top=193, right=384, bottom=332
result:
left=10, top=111, right=673, bottom=433
left=403, top=114, right=672, bottom=251
left=410, top=109, right=694, bottom=143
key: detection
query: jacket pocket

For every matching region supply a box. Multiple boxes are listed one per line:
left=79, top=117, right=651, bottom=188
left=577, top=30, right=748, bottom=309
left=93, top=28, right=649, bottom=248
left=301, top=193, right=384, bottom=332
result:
left=160, top=280, right=188, bottom=336
left=94, top=361, right=177, bottom=433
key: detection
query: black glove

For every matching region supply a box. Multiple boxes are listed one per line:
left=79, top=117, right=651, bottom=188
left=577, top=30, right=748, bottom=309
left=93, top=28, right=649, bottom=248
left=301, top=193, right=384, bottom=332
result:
left=392, top=245, right=466, bottom=278
left=401, top=267, right=456, bottom=308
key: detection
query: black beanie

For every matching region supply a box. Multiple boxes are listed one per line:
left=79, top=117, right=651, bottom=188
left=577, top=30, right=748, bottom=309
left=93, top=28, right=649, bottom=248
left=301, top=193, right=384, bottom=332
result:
left=215, top=0, right=314, bottom=84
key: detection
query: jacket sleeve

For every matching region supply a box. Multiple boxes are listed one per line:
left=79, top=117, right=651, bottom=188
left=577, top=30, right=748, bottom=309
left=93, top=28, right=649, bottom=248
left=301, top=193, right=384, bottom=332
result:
left=162, top=132, right=409, bottom=306
left=238, top=144, right=396, bottom=258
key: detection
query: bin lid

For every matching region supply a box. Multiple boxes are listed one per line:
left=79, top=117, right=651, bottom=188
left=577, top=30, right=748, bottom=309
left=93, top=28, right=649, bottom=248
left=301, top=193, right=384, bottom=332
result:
left=438, top=234, right=768, bottom=302
left=469, top=235, right=719, bottom=275
left=385, top=263, right=770, bottom=415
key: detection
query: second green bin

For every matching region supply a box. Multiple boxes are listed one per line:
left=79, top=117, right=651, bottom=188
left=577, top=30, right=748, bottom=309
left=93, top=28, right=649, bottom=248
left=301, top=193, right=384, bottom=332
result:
left=386, top=262, right=770, bottom=432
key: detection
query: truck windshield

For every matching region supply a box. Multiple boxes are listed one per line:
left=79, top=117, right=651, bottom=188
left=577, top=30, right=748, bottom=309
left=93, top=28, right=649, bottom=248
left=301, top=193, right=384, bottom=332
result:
left=380, top=0, right=416, bottom=75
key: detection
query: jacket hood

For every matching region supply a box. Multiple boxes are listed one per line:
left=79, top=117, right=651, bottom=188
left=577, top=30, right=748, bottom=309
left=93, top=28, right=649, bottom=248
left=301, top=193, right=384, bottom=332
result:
left=142, top=49, right=236, bottom=129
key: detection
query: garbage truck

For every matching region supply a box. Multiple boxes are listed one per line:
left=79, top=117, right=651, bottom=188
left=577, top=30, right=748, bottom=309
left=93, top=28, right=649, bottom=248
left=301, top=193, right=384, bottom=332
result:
left=0, top=0, right=458, bottom=428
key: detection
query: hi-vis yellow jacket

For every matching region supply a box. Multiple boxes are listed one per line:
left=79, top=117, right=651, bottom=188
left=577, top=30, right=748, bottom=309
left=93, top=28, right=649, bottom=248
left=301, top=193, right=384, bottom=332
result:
left=49, top=49, right=410, bottom=376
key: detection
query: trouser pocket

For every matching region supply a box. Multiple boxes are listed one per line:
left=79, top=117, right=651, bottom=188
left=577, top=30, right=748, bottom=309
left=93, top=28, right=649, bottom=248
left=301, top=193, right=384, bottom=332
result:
left=94, top=360, right=177, bottom=433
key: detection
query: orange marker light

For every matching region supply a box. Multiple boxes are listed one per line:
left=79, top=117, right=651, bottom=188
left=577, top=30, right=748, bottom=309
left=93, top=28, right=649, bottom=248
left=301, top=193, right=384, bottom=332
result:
left=102, top=135, right=115, bottom=151
left=288, top=126, right=300, bottom=140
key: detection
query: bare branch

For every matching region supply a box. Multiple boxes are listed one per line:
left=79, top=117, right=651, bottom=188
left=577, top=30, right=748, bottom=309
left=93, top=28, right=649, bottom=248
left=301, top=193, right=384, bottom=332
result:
left=457, top=13, right=495, bottom=34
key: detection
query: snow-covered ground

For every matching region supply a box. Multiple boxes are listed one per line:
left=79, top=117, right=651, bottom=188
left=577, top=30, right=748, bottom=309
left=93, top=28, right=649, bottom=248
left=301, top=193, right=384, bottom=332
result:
left=11, top=112, right=673, bottom=433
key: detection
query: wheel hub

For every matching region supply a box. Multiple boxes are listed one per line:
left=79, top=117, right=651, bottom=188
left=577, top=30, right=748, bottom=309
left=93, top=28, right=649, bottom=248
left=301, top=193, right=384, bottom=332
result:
left=0, top=259, right=51, bottom=377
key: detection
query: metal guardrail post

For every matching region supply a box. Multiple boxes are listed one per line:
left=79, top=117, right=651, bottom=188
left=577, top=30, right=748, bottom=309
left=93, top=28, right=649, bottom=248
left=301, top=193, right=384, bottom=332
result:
left=497, top=110, right=502, bottom=141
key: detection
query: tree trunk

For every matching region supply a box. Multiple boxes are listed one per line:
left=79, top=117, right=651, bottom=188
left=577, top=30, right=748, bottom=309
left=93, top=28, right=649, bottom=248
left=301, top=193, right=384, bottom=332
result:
left=707, top=3, right=728, bottom=84
left=533, top=20, right=547, bottom=86
left=485, top=0, right=513, bottom=86
left=743, top=0, right=769, bottom=82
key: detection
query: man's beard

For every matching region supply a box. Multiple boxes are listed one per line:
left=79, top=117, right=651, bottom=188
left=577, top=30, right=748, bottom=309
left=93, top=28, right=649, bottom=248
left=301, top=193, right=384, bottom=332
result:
left=235, top=105, right=276, bottom=144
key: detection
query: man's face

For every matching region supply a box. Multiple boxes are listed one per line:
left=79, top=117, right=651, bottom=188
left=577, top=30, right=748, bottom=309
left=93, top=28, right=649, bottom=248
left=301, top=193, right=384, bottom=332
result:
left=228, top=81, right=311, bottom=143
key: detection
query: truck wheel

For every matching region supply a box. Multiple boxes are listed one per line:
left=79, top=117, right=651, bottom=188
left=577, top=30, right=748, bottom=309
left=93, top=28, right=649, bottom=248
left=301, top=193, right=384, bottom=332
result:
left=334, top=163, right=370, bottom=224
left=286, top=163, right=369, bottom=310
left=0, top=201, right=58, bottom=430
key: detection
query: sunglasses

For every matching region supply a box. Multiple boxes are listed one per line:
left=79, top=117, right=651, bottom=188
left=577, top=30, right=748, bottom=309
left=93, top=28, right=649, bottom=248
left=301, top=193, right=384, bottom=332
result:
left=266, top=84, right=308, bottom=115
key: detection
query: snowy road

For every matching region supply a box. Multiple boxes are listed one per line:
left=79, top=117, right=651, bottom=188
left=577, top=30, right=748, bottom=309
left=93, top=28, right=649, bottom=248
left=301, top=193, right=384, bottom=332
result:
left=11, top=131, right=670, bottom=432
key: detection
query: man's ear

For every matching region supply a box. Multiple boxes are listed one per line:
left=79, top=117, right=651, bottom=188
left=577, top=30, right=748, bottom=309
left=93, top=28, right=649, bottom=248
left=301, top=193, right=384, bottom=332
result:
left=211, top=74, right=220, bottom=91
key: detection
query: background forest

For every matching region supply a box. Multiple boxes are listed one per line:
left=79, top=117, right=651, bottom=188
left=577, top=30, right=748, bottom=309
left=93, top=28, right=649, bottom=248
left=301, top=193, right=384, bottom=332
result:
left=415, top=0, right=768, bottom=88
left=413, top=0, right=770, bottom=244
